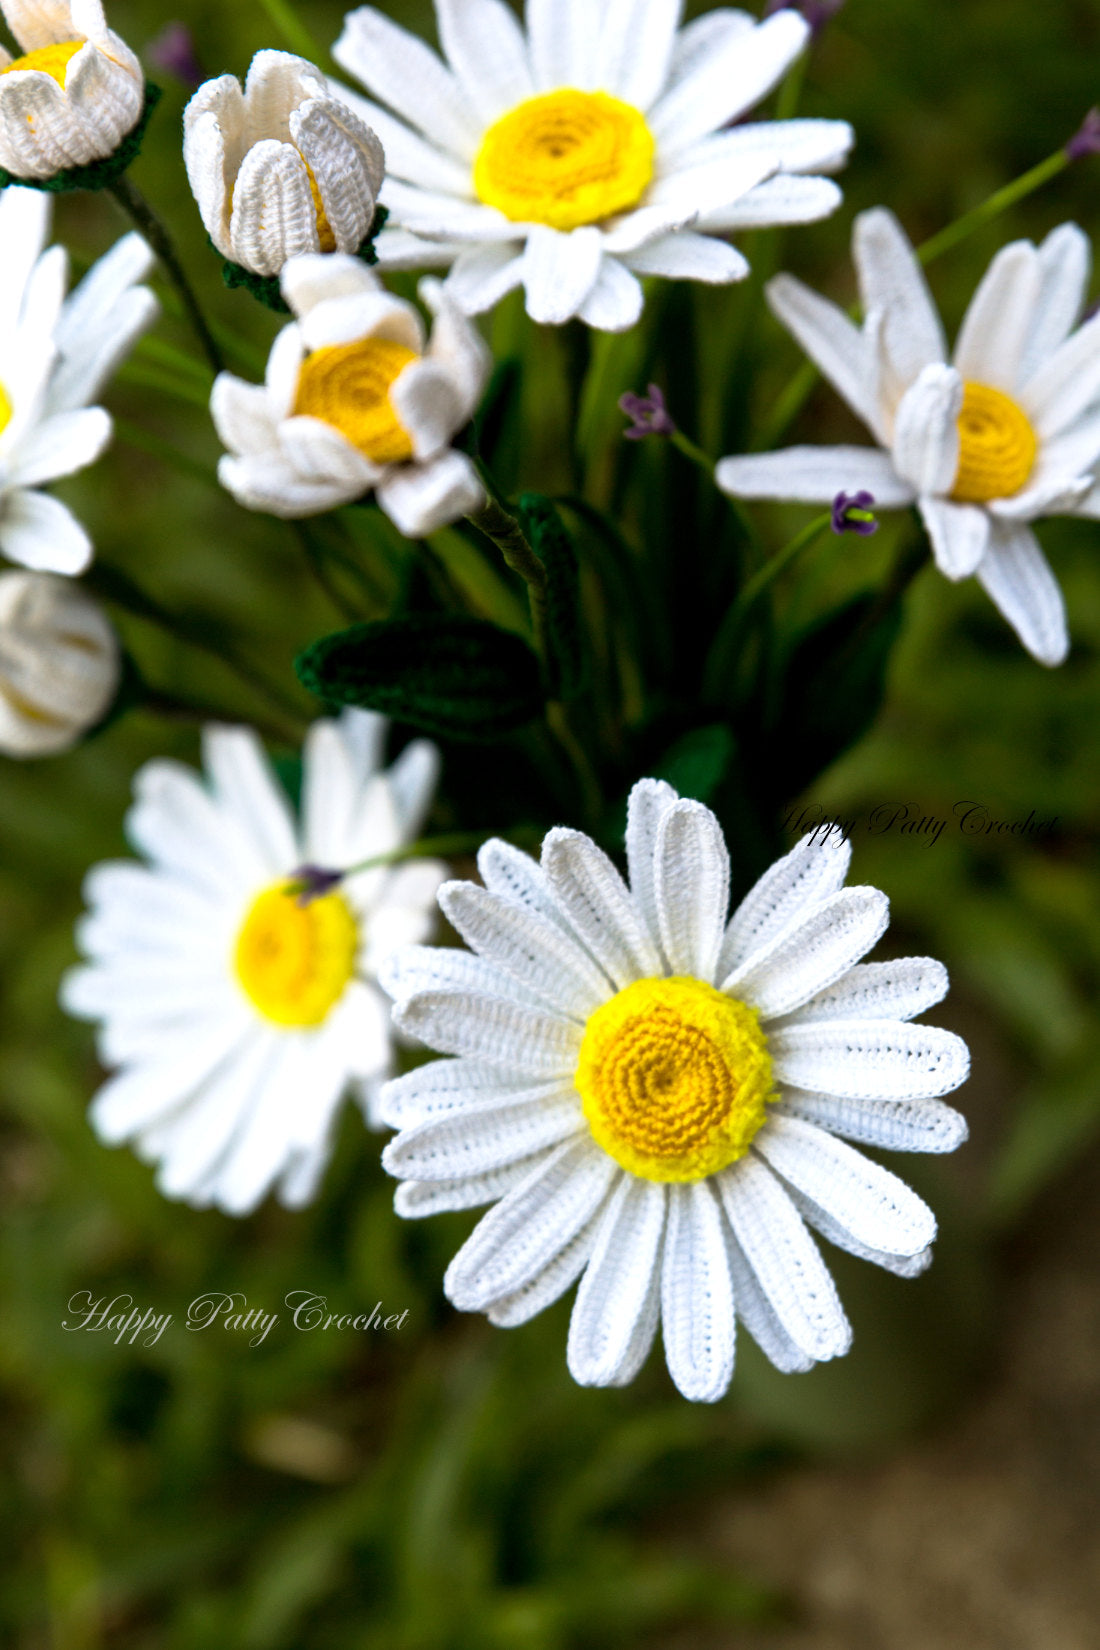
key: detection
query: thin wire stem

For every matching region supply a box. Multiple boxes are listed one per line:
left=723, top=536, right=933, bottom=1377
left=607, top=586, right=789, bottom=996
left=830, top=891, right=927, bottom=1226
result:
left=703, top=511, right=832, bottom=701
left=108, top=174, right=224, bottom=376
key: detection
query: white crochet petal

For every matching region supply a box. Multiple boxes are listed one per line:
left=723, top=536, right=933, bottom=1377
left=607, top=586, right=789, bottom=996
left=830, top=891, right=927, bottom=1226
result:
left=852, top=207, right=947, bottom=384
left=393, top=989, right=582, bottom=1075
left=1018, top=222, right=1091, bottom=387
left=377, top=944, right=546, bottom=1012
left=380, top=1060, right=574, bottom=1127
left=660, top=1181, right=736, bottom=1402
left=229, top=140, right=318, bottom=277
left=200, top=725, right=298, bottom=874
left=388, top=358, right=465, bottom=461
left=437, top=881, right=612, bottom=1019
left=917, top=496, right=990, bottom=581
left=765, top=272, right=881, bottom=434
left=394, top=1158, right=544, bottom=1218
left=541, top=827, right=663, bottom=990
left=769, top=1018, right=970, bottom=1101
left=291, top=99, right=383, bottom=252
left=332, top=4, right=482, bottom=159
left=476, top=838, right=570, bottom=929
left=382, top=1090, right=584, bottom=1180
left=1019, top=310, right=1100, bottom=440
left=575, top=256, right=644, bottom=333
left=420, top=275, right=492, bottom=421
left=653, top=799, right=730, bottom=985
left=521, top=225, right=604, bottom=327
left=624, top=777, right=679, bottom=962
left=723, top=1226, right=814, bottom=1373
left=724, top=886, right=890, bottom=1019
left=952, top=240, right=1041, bottom=392
left=774, top=1090, right=969, bottom=1154
left=444, top=1138, right=618, bottom=1310
left=781, top=1180, right=934, bottom=1278
left=375, top=449, right=485, bottom=537
left=755, top=1113, right=937, bottom=1256
left=718, top=1154, right=851, bottom=1362
left=974, top=521, right=1068, bottom=667
left=718, top=833, right=852, bottom=980
left=776, top=957, right=949, bottom=1026
left=891, top=363, right=962, bottom=496
left=435, top=0, right=534, bottom=123
left=715, top=444, right=913, bottom=508
left=567, top=1174, right=666, bottom=1387
left=487, top=1211, right=602, bottom=1327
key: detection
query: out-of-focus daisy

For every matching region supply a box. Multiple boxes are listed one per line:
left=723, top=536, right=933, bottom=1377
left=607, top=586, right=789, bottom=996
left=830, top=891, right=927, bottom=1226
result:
left=717, top=209, right=1100, bottom=665
left=0, top=0, right=144, bottom=181
left=0, top=570, right=118, bottom=755
left=212, top=252, right=489, bottom=534
left=184, top=49, right=385, bottom=279
left=0, top=185, right=157, bottom=575
left=379, top=780, right=970, bottom=1402
left=61, top=710, right=446, bottom=1215
left=331, top=0, right=853, bottom=330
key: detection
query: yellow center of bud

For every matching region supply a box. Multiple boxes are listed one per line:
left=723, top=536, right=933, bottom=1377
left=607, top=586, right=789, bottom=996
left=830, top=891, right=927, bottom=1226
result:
left=474, top=89, right=655, bottom=232
left=234, top=881, right=358, bottom=1028
left=293, top=337, right=417, bottom=465
left=2, top=40, right=84, bottom=85
left=303, top=160, right=337, bottom=253
left=0, top=380, right=11, bottom=437
left=575, top=976, right=775, bottom=1183
left=951, top=381, right=1037, bottom=503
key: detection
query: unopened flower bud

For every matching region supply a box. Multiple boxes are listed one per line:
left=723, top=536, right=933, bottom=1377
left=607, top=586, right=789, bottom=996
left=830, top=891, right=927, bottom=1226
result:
left=0, top=0, right=145, bottom=182
left=831, top=489, right=878, bottom=535
left=0, top=572, right=120, bottom=756
left=184, top=49, right=385, bottom=279
left=619, top=383, right=677, bottom=440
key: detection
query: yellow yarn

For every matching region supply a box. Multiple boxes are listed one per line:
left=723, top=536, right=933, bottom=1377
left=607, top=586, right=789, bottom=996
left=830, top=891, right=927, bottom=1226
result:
left=293, top=337, right=417, bottom=465
left=2, top=41, right=84, bottom=86
left=234, top=881, right=358, bottom=1027
left=575, top=976, right=775, bottom=1182
left=474, top=89, right=655, bottom=232
left=951, top=381, right=1037, bottom=503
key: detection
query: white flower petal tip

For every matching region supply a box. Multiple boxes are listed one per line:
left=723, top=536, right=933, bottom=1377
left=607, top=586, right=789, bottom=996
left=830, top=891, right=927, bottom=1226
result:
left=61, top=707, right=443, bottom=1215
left=0, top=570, right=118, bottom=755
left=184, top=49, right=386, bottom=278
left=383, top=779, right=969, bottom=1398
left=743, top=208, right=1100, bottom=664
left=0, top=3, right=143, bottom=181
left=335, top=0, right=851, bottom=328
left=214, top=255, right=489, bottom=530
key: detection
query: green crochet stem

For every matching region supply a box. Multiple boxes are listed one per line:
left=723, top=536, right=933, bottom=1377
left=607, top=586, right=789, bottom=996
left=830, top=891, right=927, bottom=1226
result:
left=218, top=205, right=391, bottom=315
left=0, top=82, right=161, bottom=193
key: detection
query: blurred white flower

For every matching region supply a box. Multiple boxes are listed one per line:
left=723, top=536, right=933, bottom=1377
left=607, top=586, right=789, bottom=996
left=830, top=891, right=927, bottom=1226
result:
left=62, top=709, right=447, bottom=1215
left=379, top=779, right=970, bottom=1402
left=0, top=186, right=157, bottom=575
left=212, top=253, right=489, bottom=535
left=0, top=0, right=143, bottom=181
left=0, top=570, right=118, bottom=755
left=184, top=49, right=385, bottom=279
left=717, top=210, right=1100, bottom=665
left=331, top=0, right=853, bottom=330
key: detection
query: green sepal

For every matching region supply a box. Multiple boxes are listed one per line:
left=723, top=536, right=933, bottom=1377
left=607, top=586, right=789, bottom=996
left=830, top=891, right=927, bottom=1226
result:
left=295, top=614, right=544, bottom=741
left=0, top=83, right=161, bottom=193
left=769, top=592, right=905, bottom=800
left=218, top=205, right=390, bottom=315
left=516, top=492, right=586, bottom=699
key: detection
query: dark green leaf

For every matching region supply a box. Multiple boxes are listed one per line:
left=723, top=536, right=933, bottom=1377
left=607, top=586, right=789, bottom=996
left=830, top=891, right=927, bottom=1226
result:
left=517, top=492, right=587, bottom=699
left=655, top=723, right=736, bottom=804
left=295, top=615, right=543, bottom=741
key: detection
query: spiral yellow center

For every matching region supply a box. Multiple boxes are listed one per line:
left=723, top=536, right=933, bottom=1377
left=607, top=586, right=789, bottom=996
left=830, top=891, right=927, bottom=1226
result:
left=474, top=89, right=655, bottom=232
left=0, top=381, right=11, bottom=437
left=951, top=381, right=1037, bottom=503
left=303, top=160, right=337, bottom=253
left=234, top=881, right=358, bottom=1028
left=2, top=40, right=83, bottom=85
left=293, top=338, right=417, bottom=464
left=575, top=976, right=775, bottom=1183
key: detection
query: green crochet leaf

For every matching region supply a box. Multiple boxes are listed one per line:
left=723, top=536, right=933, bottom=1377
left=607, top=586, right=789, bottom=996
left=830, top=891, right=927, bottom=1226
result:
left=295, top=614, right=544, bottom=741
left=656, top=724, right=736, bottom=805
left=218, top=204, right=391, bottom=315
left=517, top=492, right=586, bottom=699
left=0, top=82, right=161, bottom=193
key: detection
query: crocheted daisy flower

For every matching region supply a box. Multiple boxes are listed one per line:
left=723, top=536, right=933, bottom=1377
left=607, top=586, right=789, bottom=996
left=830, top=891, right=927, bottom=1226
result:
left=0, top=0, right=144, bottom=180
left=331, top=0, right=853, bottom=330
left=0, top=185, right=157, bottom=575
left=184, top=49, right=385, bottom=279
left=716, top=209, right=1100, bottom=665
left=378, top=780, right=970, bottom=1401
left=61, top=710, right=447, bottom=1215
left=212, top=253, right=489, bottom=534
left=0, top=570, right=118, bottom=755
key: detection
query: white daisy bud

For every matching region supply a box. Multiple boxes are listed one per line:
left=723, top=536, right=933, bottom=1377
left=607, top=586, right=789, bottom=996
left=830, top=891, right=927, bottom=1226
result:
left=212, top=255, right=489, bottom=537
left=184, top=49, right=385, bottom=279
left=0, top=0, right=144, bottom=181
left=0, top=571, right=119, bottom=756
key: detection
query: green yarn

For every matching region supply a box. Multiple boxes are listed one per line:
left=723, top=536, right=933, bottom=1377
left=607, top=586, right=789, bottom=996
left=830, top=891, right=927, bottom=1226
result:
left=0, top=82, right=161, bottom=194
left=218, top=205, right=391, bottom=315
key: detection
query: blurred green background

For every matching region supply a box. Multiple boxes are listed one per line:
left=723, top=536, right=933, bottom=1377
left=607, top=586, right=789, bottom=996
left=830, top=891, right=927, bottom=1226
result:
left=2, top=1, right=1099, bottom=1645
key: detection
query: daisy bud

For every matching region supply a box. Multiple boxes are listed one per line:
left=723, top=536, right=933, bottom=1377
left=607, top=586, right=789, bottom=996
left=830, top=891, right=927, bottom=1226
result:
left=0, top=572, right=120, bottom=757
left=1066, top=107, right=1100, bottom=161
left=831, top=490, right=878, bottom=535
left=0, top=0, right=145, bottom=182
left=619, top=384, right=676, bottom=441
left=184, top=49, right=385, bottom=280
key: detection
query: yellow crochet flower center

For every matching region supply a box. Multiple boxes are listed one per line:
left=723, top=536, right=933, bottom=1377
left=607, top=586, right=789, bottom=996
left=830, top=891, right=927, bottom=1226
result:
left=234, top=881, right=358, bottom=1028
left=293, top=338, right=417, bottom=465
left=474, top=89, right=655, bottom=232
left=575, top=976, right=775, bottom=1183
left=0, top=381, right=11, bottom=437
left=951, top=381, right=1037, bottom=503
left=2, top=40, right=84, bottom=85
left=303, top=160, right=337, bottom=253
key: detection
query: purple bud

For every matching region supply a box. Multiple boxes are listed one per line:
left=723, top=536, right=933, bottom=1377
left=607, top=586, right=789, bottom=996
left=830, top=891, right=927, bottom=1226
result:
left=619, top=383, right=677, bottom=441
left=764, top=0, right=845, bottom=37
left=1066, top=107, right=1100, bottom=162
left=145, top=22, right=204, bottom=89
left=292, top=864, right=344, bottom=905
left=831, top=490, right=879, bottom=536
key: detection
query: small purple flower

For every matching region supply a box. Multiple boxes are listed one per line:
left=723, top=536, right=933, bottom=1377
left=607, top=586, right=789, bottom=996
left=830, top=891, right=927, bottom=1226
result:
left=292, top=864, right=345, bottom=905
left=146, top=22, right=204, bottom=89
left=1066, top=108, right=1100, bottom=162
left=619, top=383, right=677, bottom=441
left=831, top=490, right=879, bottom=536
left=764, top=0, right=845, bottom=38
